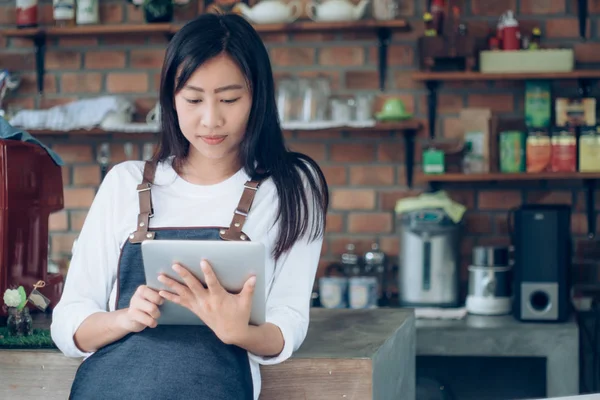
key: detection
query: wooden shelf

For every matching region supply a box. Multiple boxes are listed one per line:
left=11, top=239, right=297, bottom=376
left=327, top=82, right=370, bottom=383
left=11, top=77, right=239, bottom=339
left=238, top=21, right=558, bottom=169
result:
left=412, top=70, right=600, bottom=82
left=1, top=19, right=410, bottom=94
left=24, top=121, right=421, bottom=136
left=1, top=19, right=409, bottom=38
left=422, top=172, right=600, bottom=183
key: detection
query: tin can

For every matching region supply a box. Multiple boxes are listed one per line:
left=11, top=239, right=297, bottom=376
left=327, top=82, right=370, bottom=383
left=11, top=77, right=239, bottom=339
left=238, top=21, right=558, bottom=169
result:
left=348, top=276, right=379, bottom=309
left=319, top=277, right=348, bottom=309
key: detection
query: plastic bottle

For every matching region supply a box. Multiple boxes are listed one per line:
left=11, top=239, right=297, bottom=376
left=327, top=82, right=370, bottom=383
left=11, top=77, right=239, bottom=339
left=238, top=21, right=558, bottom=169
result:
left=502, top=10, right=521, bottom=50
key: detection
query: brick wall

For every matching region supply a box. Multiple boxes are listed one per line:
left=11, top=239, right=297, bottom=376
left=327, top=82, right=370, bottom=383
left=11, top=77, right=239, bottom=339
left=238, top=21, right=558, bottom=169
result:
left=2, top=0, right=600, bottom=295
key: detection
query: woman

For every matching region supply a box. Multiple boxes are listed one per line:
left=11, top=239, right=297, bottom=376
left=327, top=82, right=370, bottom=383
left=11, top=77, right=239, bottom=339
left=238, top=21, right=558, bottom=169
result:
left=50, top=13, right=328, bottom=400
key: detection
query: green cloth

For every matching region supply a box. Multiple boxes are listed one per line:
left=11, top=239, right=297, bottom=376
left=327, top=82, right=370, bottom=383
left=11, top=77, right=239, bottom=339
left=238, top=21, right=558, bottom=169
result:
left=0, top=327, right=56, bottom=349
left=394, top=191, right=466, bottom=223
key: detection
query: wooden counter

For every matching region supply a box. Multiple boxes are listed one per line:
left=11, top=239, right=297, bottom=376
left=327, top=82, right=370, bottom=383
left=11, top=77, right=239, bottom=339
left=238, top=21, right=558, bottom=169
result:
left=0, top=308, right=415, bottom=400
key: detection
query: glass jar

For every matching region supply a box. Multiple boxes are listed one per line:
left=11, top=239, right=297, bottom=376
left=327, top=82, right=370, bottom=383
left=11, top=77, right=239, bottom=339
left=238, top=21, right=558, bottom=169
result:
left=7, top=307, right=33, bottom=337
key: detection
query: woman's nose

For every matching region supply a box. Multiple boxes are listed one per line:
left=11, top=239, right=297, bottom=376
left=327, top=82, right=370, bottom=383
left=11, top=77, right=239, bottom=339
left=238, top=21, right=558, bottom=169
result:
left=201, top=102, right=224, bottom=129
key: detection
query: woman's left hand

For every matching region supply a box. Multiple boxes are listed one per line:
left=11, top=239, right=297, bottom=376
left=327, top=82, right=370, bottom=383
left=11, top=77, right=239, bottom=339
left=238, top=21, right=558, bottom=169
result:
left=157, top=260, right=256, bottom=345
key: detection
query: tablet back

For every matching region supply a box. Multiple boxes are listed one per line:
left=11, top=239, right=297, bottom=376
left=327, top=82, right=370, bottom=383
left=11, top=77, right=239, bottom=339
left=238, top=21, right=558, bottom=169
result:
left=141, top=239, right=266, bottom=326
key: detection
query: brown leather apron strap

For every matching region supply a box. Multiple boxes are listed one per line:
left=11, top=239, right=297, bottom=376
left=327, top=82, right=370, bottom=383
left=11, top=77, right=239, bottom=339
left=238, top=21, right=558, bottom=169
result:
left=129, top=161, right=157, bottom=244
left=220, top=180, right=261, bottom=241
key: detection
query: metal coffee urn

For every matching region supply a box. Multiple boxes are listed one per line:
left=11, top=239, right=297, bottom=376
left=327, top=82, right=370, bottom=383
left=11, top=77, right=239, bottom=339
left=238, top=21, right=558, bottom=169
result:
left=398, top=208, right=462, bottom=307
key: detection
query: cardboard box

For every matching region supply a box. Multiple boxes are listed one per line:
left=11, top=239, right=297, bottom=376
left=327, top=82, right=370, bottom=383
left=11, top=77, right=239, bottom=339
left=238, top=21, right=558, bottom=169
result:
left=460, top=108, right=492, bottom=173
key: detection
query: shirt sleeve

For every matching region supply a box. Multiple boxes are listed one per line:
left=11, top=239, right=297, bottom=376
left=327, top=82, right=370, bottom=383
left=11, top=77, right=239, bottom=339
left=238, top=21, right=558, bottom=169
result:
left=248, top=168, right=325, bottom=365
left=50, top=166, right=122, bottom=358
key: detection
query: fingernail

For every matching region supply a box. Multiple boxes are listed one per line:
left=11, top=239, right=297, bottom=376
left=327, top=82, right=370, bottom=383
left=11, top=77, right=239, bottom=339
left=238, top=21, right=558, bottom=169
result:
left=249, top=276, right=256, bottom=286
left=200, top=260, right=208, bottom=270
left=172, top=264, right=180, bottom=271
left=158, top=275, right=164, bottom=282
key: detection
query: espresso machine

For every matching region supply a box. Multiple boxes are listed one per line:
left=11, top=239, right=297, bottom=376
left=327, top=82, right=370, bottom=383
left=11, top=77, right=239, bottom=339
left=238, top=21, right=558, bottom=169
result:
left=0, top=139, right=65, bottom=317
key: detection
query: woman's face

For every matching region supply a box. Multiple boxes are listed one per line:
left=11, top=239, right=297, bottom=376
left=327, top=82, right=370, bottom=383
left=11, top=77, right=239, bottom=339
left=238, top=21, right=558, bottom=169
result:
left=174, top=53, right=251, bottom=164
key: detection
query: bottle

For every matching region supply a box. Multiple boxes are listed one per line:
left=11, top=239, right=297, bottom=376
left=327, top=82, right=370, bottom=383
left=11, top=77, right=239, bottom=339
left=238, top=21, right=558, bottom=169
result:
left=430, top=0, right=445, bottom=36
left=16, top=0, right=39, bottom=28
left=53, top=0, right=76, bottom=27
left=364, top=243, right=388, bottom=306
left=76, top=0, right=98, bottom=24
left=502, top=10, right=520, bottom=50
left=341, top=243, right=361, bottom=277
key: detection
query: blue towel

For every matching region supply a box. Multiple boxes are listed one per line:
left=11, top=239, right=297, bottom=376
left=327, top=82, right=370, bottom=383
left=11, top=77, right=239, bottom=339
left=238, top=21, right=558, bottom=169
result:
left=0, top=116, right=64, bottom=166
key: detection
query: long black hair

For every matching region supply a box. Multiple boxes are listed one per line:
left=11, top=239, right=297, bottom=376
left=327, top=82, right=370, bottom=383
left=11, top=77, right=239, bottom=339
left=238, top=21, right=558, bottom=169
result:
left=154, top=13, right=329, bottom=261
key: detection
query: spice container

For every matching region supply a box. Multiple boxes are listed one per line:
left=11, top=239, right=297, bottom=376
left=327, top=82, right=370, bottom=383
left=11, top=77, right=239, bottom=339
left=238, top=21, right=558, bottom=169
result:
left=579, top=126, right=600, bottom=172
left=526, top=128, right=551, bottom=173
left=550, top=127, right=577, bottom=172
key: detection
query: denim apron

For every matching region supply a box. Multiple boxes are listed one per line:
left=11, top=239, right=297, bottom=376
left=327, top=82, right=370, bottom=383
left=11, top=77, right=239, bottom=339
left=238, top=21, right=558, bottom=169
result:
left=69, top=161, right=261, bottom=400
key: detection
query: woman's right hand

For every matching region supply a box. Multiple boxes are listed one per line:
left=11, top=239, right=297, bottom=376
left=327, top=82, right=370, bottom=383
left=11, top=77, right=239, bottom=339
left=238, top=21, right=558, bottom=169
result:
left=118, top=285, right=164, bottom=333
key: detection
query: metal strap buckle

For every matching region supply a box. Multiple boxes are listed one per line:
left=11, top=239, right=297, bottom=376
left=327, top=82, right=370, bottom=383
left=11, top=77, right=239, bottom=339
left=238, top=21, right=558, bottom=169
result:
left=137, top=183, right=152, bottom=192
left=244, top=183, right=258, bottom=191
left=235, top=208, right=248, bottom=217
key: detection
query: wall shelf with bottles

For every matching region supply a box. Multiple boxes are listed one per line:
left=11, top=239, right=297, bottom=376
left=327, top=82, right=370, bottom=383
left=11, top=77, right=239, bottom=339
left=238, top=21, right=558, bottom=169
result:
left=1, top=18, right=410, bottom=94
left=423, top=171, right=600, bottom=239
left=24, top=120, right=422, bottom=186
left=411, top=70, right=600, bottom=139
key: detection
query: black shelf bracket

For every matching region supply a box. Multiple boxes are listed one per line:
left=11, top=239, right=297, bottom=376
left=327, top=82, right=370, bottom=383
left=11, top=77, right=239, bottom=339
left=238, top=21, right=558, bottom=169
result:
left=584, top=179, right=596, bottom=239
left=377, top=28, right=392, bottom=91
left=403, top=128, right=418, bottom=188
left=426, top=80, right=439, bottom=138
left=33, top=32, right=46, bottom=94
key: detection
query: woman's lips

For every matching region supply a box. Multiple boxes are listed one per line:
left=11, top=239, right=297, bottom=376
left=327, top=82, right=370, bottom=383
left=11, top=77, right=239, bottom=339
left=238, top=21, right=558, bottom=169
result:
left=200, top=136, right=226, bottom=145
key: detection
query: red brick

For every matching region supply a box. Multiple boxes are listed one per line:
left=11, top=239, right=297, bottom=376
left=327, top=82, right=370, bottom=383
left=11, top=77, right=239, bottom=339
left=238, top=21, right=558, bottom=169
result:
left=49, top=211, right=68, bottom=231
left=394, top=73, right=420, bottom=90
left=348, top=213, right=393, bottom=233
left=478, top=191, right=522, bottom=210
left=85, top=51, right=126, bottom=69
left=106, top=73, right=149, bottom=93
left=379, top=190, right=422, bottom=211
left=287, top=142, right=326, bottom=162
left=465, top=213, right=493, bottom=234
left=330, top=143, right=375, bottom=162
left=52, top=144, right=93, bottom=163
left=438, top=94, right=464, bottom=114
left=39, top=4, right=53, bottom=24
left=0, top=53, right=34, bottom=71
left=73, top=165, right=101, bottom=186
left=574, top=43, right=600, bottom=63
left=520, top=0, right=565, bottom=14
left=18, top=74, right=57, bottom=94
left=377, top=143, right=404, bottom=162
left=270, top=47, right=314, bottom=66
left=127, top=4, right=144, bottom=23
left=58, top=37, right=98, bottom=47
left=443, top=117, right=463, bottom=139
left=61, top=73, right=102, bottom=93
left=61, top=166, right=71, bottom=185
left=325, top=214, right=344, bottom=233
left=64, top=188, right=96, bottom=209
left=40, top=97, right=78, bottom=109
left=130, top=49, right=166, bottom=69
left=294, top=129, right=343, bottom=140
left=258, top=33, right=288, bottom=43
left=345, top=71, right=379, bottom=90
left=446, top=190, right=476, bottom=209
left=571, top=213, right=588, bottom=235
left=349, top=166, right=394, bottom=186
left=70, top=211, right=89, bottom=231
left=467, top=94, right=514, bottom=113
left=111, top=142, right=140, bottom=162
left=331, top=189, right=375, bottom=210
left=103, top=36, right=146, bottom=46
left=526, top=190, right=572, bottom=205
left=319, top=46, right=364, bottom=66
left=51, top=233, right=78, bottom=255
left=546, top=18, right=591, bottom=38
left=291, top=33, right=335, bottom=41
left=321, top=166, right=347, bottom=185
left=495, top=214, right=510, bottom=235
left=0, top=5, right=15, bottom=24
left=471, top=0, right=516, bottom=16
left=46, top=51, right=81, bottom=70
left=100, top=3, right=124, bottom=23
left=369, top=45, right=414, bottom=66
left=379, top=236, right=400, bottom=257
left=590, top=0, right=600, bottom=13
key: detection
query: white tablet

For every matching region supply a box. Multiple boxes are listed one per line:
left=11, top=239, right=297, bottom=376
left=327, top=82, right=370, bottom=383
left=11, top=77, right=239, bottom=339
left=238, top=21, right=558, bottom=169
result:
left=141, top=239, right=266, bottom=326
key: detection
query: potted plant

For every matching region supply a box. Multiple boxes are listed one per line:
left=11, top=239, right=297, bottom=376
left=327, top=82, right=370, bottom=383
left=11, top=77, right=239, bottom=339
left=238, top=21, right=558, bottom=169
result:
left=130, top=0, right=190, bottom=24
left=3, top=286, right=32, bottom=337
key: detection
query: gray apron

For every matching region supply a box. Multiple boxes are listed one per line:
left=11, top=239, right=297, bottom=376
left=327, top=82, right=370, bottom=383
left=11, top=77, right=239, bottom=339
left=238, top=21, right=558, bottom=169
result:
left=69, top=161, right=261, bottom=400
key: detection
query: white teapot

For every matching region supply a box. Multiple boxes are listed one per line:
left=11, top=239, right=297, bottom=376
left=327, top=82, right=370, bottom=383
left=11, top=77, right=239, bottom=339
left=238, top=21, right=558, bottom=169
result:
left=306, top=0, right=370, bottom=21
left=235, top=0, right=302, bottom=24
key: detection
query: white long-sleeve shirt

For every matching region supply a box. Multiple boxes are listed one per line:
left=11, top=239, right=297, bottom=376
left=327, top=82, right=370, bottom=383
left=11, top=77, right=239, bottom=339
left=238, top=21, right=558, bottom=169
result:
left=50, top=159, right=323, bottom=400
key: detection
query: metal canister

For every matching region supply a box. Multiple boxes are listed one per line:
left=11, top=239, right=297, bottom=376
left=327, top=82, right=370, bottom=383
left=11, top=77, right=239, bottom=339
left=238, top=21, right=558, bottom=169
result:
left=466, top=246, right=512, bottom=315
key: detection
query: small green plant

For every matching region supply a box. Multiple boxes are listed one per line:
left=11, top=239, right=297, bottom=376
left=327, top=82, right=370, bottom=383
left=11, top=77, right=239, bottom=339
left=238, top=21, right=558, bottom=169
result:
left=3, top=286, right=27, bottom=311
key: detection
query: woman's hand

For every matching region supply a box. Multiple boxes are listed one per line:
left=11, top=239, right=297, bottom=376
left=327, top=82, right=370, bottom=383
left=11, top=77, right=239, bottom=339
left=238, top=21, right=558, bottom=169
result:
left=157, top=260, right=256, bottom=345
left=117, top=285, right=164, bottom=333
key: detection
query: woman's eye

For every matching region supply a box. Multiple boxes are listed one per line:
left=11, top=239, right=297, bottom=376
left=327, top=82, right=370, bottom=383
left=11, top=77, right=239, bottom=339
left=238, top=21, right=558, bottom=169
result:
left=222, top=98, right=240, bottom=104
left=185, top=98, right=201, bottom=104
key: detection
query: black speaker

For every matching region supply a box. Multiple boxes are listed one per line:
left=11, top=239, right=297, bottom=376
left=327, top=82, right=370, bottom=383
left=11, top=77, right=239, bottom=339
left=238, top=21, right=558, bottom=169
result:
left=511, top=204, right=571, bottom=322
